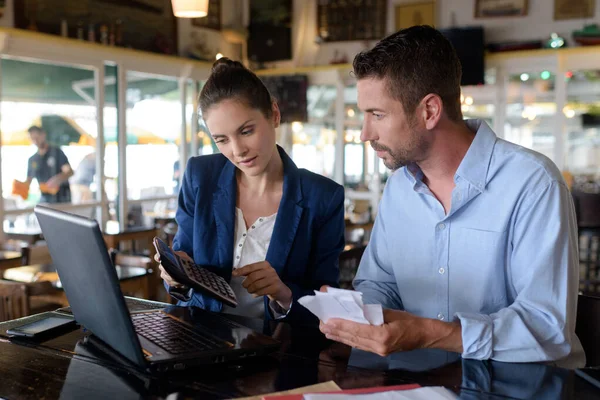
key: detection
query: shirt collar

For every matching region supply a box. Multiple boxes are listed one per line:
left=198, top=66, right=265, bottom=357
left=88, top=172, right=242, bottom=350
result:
left=404, top=163, right=424, bottom=186
left=455, top=119, right=497, bottom=192
left=403, top=119, right=497, bottom=192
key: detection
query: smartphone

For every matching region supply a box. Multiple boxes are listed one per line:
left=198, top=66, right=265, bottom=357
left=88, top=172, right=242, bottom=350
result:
left=7, top=314, right=77, bottom=339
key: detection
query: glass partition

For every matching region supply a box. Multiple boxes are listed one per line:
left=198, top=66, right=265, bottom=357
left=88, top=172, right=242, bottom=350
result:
left=0, top=58, right=98, bottom=215
left=124, top=72, right=181, bottom=227
left=125, top=71, right=180, bottom=199
left=504, top=70, right=557, bottom=162
left=564, top=69, right=600, bottom=175
left=287, top=84, right=336, bottom=179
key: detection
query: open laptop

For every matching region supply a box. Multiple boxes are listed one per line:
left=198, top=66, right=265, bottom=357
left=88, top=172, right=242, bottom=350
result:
left=34, top=205, right=280, bottom=372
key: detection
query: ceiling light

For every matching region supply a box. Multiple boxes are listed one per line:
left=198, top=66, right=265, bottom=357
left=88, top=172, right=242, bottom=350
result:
left=171, top=0, right=208, bottom=18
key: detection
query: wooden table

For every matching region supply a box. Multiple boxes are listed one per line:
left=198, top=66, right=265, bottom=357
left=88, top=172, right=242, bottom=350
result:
left=0, top=310, right=597, bottom=399
left=0, top=250, right=23, bottom=271
left=2, top=264, right=152, bottom=306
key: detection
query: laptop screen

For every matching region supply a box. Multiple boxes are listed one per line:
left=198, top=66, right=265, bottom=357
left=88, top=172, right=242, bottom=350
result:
left=34, top=205, right=147, bottom=367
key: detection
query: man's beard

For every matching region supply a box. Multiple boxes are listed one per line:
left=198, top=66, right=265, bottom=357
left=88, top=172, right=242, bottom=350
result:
left=371, top=130, right=429, bottom=171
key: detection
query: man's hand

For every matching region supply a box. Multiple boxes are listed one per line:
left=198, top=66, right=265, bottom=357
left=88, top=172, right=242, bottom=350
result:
left=232, top=261, right=292, bottom=309
left=320, top=309, right=463, bottom=356
left=154, top=250, right=192, bottom=289
left=45, top=176, right=61, bottom=190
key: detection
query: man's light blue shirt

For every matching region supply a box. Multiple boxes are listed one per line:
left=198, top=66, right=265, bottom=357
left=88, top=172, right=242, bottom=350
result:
left=354, top=119, right=585, bottom=366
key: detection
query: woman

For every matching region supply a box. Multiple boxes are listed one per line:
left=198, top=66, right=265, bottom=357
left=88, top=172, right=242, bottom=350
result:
left=158, top=58, right=345, bottom=325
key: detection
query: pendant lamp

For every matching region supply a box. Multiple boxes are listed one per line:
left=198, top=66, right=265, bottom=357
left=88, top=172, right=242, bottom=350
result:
left=171, top=0, right=209, bottom=18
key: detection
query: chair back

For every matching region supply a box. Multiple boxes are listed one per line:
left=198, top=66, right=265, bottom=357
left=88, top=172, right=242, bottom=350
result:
left=576, top=293, right=600, bottom=367
left=0, top=280, right=29, bottom=321
left=21, top=243, right=52, bottom=265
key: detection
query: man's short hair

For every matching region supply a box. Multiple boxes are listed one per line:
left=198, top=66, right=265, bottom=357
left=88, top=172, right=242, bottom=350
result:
left=352, top=25, right=463, bottom=122
left=27, top=125, right=44, bottom=134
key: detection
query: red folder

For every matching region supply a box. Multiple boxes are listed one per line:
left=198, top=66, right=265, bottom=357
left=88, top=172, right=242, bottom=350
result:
left=262, top=384, right=421, bottom=400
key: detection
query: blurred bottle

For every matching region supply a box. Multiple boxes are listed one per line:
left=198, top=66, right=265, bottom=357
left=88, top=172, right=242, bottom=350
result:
left=87, top=23, right=95, bottom=42
left=100, top=24, right=108, bottom=45
left=60, top=19, right=68, bottom=37
left=76, top=21, right=84, bottom=40
left=115, top=19, right=123, bottom=46
left=109, top=23, right=115, bottom=46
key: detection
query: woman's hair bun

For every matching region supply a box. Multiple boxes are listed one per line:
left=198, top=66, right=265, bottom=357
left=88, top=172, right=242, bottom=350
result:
left=211, top=57, right=245, bottom=74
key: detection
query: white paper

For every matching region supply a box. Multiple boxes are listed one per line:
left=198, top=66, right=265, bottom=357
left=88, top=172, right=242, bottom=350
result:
left=363, top=303, right=384, bottom=326
left=304, top=386, right=458, bottom=400
left=298, top=288, right=383, bottom=326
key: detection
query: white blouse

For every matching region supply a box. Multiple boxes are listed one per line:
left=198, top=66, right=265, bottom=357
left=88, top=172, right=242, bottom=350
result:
left=221, top=207, right=281, bottom=318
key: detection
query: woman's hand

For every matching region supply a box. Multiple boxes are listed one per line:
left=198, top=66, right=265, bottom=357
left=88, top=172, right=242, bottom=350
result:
left=232, top=261, right=292, bottom=309
left=154, top=250, right=193, bottom=289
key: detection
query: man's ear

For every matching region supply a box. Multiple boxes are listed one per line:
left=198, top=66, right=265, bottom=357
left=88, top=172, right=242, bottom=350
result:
left=420, top=94, right=443, bottom=130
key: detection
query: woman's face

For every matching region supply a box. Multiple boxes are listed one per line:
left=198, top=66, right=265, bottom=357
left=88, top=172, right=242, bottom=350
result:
left=205, top=99, right=280, bottom=176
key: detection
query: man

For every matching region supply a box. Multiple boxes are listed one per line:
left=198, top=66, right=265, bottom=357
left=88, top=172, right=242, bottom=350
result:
left=27, top=126, right=73, bottom=203
left=320, top=26, right=584, bottom=366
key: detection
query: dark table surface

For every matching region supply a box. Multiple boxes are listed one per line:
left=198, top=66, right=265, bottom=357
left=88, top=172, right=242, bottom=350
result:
left=0, top=302, right=599, bottom=400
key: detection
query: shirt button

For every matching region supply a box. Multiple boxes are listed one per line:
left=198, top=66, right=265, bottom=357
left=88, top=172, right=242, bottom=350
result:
left=437, top=313, right=445, bottom=321
left=242, top=233, right=246, bottom=237
left=238, top=243, right=242, bottom=247
left=438, top=223, right=446, bottom=230
left=236, top=256, right=240, bottom=259
left=251, top=225, right=255, bottom=229
left=439, top=267, right=445, bottom=274
left=259, top=218, right=263, bottom=222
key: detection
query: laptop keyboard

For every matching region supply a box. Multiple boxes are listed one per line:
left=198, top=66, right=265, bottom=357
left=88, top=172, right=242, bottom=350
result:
left=57, top=297, right=167, bottom=315
left=131, top=312, right=229, bottom=355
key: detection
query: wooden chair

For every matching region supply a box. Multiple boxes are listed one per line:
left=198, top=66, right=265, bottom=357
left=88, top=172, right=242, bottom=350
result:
left=576, top=293, right=600, bottom=367
left=0, top=280, right=28, bottom=321
left=21, top=243, right=53, bottom=265
left=0, top=240, right=26, bottom=271
left=110, top=250, right=155, bottom=300
left=0, top=279, right=61, bottom=321
left=338, top=245, right=367, bottom=289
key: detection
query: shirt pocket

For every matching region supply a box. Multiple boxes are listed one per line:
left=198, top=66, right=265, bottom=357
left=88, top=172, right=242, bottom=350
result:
left=450, top=227, right=508, bottom=311
left=452, top=226, right=506, bottom=264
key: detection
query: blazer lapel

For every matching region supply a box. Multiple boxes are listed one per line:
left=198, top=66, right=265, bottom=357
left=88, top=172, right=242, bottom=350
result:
left=266, top=147, right=304, bottom=276
left=213, top=160, right=236, bottom=281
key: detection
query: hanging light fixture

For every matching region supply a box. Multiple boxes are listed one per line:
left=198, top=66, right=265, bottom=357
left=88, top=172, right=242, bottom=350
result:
left=171, top=0, right=209, bottom=18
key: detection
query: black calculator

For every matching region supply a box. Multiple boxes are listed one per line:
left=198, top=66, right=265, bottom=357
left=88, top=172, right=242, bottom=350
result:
left=153, top=237, right=238, bottom=307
